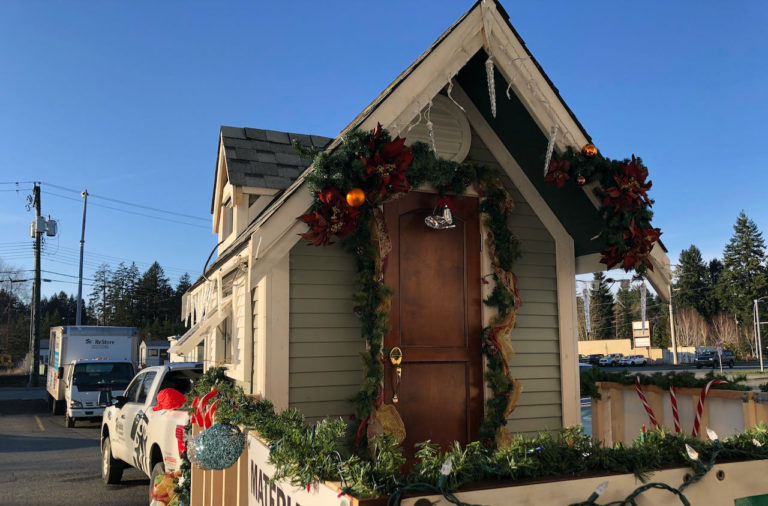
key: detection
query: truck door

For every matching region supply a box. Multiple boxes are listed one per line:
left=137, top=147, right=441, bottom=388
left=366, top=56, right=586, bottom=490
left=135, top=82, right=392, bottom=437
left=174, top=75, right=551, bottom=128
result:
left=113, top=370, right=155, bottom=464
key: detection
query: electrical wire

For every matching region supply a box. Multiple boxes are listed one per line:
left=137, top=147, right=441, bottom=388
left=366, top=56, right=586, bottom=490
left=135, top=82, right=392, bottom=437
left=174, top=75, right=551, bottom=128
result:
left=40, top=181, right=209, bottom=222
left=43, top=190, right=209, bottom=230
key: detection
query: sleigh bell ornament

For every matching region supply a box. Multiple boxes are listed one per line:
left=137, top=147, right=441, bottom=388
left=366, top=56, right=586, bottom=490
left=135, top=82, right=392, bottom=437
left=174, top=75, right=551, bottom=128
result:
left=425, top=203, right=456, bottom=230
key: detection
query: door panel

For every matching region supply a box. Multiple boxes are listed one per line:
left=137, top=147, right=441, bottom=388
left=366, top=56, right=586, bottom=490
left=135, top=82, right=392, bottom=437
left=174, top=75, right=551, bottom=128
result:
left=384, top=191, right=482, bottom=460
left=398, top=210, right=467, bottom=348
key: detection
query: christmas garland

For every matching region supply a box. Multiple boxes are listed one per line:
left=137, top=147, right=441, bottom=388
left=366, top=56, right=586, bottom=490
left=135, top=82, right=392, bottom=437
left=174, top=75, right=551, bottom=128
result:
left=295, top=124, right=523, bottom=450
left=544, top=145, right=662, bottom=276
left=176, top=369, right=768, bottom=502
left=579, top=368, right=749, bottom=399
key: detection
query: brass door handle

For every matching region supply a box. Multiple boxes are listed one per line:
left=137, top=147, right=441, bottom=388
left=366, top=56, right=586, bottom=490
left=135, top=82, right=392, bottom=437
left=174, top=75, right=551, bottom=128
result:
left=389, top=347, right=403, bottom=404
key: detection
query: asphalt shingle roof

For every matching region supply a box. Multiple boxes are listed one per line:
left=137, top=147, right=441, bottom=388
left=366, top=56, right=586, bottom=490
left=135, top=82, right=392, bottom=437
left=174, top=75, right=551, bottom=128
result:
left=220, top=126, right=332, bottom=191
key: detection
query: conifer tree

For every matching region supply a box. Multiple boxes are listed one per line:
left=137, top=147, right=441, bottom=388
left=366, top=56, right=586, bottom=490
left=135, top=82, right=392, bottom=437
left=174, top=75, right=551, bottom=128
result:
left=673, top=245, right=713, bottom=318
left=717, top=211, right=768, bottom=325
left=589, top=272, right=615, bottom=340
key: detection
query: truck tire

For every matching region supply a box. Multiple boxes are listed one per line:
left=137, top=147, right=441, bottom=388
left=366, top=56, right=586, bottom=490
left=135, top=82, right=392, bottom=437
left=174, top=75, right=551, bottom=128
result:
left=52, top=400, right=64, bottom=416
left=150, top=462, right=165, bottom=499
left=102, top=436, right=123, bottom=484
left=65, top=413, right=75, bottom=428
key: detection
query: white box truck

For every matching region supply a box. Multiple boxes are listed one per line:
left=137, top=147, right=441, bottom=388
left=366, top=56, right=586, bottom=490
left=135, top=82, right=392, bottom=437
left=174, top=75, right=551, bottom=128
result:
left=46, top=326, right=138, bottom=427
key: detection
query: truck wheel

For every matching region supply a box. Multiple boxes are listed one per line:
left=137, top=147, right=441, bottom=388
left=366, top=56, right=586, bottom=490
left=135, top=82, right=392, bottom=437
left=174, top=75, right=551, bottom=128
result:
left=149, top=462, right=165, bottom=499
left=65, top=414, right=75, bottom=428
left=102, top=436, right=123, bottom=484
left=52, top=400, right=64, bottom=415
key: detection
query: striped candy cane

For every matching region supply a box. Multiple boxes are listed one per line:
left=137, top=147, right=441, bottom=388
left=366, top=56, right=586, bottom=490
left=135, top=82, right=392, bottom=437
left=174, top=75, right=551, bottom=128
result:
left=669, top=385, right=681, bottom=434
left=692, top=379, right=726, bottom=438
left=635, top=376, right=659, bottom=429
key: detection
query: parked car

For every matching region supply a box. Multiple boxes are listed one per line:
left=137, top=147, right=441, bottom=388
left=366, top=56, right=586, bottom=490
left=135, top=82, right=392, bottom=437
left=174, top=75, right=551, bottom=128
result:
left=695, top=350, right=735, bottom=369
left=101, top=362, right=203, bottom=493
left=585, top=354, right=604, bottom=365
left=619, top=355, right=648, bottom=367
left=599, top=354, right=623, bottom=367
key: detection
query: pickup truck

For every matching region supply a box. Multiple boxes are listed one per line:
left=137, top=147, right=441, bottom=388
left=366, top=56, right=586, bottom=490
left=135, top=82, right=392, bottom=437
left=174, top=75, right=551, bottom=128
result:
left=100, top=362, right=202, bottom=492
left=695, top=350, right=735, bottom=369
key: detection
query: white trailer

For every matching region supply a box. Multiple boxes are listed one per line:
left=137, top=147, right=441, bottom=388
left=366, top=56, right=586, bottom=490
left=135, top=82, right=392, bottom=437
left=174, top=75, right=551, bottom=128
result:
left=46, top=326, right=138, bottom=427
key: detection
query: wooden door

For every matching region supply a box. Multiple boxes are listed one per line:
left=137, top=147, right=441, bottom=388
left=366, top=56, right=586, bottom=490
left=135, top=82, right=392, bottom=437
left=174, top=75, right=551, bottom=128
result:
left=383, top=191, right=483, bottom=459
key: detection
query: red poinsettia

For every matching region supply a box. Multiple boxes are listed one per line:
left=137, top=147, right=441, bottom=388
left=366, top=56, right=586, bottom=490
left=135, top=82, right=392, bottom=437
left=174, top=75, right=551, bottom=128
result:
left=360, top=124, right=413, bottom=201
left=298, top=187, right=360, bottom=246
left=602, top=155, right=652, bottom=212
left=544, top=159, right=571, bottom=188
left=600, top=220, right=662, bottom=272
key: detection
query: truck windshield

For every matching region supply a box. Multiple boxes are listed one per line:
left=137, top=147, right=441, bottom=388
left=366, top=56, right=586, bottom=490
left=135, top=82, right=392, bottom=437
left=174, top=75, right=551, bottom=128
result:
left=72, top=362, right=134, bottom=391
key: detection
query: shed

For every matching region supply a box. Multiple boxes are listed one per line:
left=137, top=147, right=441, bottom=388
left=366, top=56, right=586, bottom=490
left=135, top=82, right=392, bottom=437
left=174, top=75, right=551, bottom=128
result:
left=139, top=339, right=170, bottom=368
left=174, top=0, right=670, bottom=454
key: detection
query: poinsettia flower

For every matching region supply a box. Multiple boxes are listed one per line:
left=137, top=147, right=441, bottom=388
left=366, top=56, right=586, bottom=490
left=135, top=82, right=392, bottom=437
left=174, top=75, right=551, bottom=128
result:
left=602, top=156, right=653, bottom=212
left=360, top=125, right=413, bottom=201
left=544, top=159, right=571, bottom=188
left=299, top=187, right=360, bottom=246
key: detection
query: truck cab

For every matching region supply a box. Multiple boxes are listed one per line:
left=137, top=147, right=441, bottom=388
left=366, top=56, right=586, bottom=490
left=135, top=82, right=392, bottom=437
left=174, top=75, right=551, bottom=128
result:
left=101, top=362, right=203, bottom=490
left=63, top=358, right=135, bottom=427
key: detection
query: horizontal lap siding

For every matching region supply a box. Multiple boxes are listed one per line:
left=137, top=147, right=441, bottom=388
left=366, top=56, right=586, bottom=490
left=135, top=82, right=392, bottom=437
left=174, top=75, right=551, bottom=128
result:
left=467, top=131, right=562, bottom=436
left=289, top=242, right=363, bottom=424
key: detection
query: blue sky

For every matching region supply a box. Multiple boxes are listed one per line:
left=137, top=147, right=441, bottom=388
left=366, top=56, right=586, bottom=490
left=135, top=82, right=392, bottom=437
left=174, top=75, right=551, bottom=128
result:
left=1, top=1, right=766, bottom=299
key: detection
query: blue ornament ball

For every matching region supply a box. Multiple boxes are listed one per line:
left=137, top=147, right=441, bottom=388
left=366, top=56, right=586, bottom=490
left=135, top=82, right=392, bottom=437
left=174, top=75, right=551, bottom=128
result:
left=195, top=424, right=246, bottom=470
left=184, top=432, right=210, bottom=471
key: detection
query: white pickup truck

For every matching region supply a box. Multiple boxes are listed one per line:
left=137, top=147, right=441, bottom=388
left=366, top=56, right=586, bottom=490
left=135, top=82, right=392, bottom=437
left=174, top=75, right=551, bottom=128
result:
left=100, top=362, right=202, bottom=491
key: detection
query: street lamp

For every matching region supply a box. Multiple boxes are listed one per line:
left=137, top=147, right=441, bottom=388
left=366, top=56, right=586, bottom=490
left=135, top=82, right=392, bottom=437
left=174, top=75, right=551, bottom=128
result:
left=754, top=298, right=768, bottom=373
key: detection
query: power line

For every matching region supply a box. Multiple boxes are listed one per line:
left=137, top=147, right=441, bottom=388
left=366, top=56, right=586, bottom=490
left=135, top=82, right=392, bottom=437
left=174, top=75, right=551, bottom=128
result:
left=43, top=190, right=209, bottom=230
left=40, top=181, right=209, bottom=222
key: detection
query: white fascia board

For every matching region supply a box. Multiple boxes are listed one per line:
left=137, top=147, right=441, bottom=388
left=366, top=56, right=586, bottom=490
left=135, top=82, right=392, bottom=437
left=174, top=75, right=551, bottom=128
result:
left=212, top=138, right=227, bottom=234
left=240, top=187, right=280, bottom=196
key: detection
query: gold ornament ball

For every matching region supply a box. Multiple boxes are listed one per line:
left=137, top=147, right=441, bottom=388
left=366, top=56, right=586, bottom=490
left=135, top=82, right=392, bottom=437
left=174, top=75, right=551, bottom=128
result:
left=576, top=175, right=586, bottom=186
left=581, top=143, right=597, bottom=158
left=346, top=188, right=365, bottom=208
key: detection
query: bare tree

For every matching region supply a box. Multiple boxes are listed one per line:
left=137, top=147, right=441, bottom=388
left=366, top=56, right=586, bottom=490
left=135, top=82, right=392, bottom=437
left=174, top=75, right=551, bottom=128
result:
left=675, top=308, right=710, bottom=347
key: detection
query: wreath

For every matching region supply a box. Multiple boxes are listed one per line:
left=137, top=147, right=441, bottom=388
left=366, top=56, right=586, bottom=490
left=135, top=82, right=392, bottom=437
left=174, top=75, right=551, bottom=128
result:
left=295, top=124, right=523, bottom=450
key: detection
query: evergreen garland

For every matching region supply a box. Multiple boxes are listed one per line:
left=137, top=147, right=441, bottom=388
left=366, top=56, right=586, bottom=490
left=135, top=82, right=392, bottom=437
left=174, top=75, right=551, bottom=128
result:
left=176, top=370, right=768, bottom=502
left=295, top=125, right=523, bottom=451
left=579, top=368, right=749, bottom=399
left=545, top=146, right=661, bottom=277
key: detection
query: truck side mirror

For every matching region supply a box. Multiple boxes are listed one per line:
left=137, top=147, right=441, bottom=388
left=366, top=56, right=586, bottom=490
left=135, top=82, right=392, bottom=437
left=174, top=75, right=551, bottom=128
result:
left=57, top=366, right=64, bottom=380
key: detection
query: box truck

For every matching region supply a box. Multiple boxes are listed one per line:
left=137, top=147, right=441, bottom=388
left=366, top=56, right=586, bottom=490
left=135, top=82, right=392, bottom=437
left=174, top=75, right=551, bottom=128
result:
left=46, top=326, right=138, bottom=427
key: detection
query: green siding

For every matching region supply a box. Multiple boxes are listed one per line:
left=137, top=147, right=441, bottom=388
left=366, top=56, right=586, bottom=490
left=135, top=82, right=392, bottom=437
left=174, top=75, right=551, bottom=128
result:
left=289, top=242, right=363, bottom=425
left=465, top=130, right=562, bottom=436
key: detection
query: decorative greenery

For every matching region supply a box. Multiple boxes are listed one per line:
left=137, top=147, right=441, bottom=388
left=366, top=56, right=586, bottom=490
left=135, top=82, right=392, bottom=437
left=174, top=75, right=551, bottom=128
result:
left=295, top=125, right=522, bottom=450
left=579, top=368, right=749, bottom=400
left=545, top=146, right=661, bottom=276
left=179, top=370, right=768, bottom=503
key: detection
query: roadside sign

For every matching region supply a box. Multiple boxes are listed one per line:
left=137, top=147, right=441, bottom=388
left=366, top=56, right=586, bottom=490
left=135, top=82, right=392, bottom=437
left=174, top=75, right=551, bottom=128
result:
left=632, top=321, right=651, bottom=348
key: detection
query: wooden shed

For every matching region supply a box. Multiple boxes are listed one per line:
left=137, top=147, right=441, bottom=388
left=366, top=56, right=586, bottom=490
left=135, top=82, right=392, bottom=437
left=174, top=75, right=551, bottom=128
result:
left=173, top=0, right=670, bottom=453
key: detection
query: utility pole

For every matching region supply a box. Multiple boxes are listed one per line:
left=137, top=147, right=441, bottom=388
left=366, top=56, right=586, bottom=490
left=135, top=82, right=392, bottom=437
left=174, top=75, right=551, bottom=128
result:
left=28, top=184, right=42, bottom=387
left=76, top=190, right=89, bottom=325
left=755, top=299, right=765, bottom=372
left=668, top=285, right=678, bottom=365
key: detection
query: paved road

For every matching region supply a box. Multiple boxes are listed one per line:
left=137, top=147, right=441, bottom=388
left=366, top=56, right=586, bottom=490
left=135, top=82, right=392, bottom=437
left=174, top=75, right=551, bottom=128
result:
left=0, top=399, right=149, bottom=506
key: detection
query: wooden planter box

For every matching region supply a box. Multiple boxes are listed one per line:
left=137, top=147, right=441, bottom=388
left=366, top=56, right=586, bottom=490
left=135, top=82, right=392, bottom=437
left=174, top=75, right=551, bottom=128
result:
left=592, top=382, right=768, bottom=446
left=190, top=432, right=768, bottom=506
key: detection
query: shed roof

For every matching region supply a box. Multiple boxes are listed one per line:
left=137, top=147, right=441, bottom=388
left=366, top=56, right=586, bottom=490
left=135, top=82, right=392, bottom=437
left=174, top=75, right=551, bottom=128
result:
left=142, top=340, right=171, bottom=348
left=212, top=127, right=332, bottom=213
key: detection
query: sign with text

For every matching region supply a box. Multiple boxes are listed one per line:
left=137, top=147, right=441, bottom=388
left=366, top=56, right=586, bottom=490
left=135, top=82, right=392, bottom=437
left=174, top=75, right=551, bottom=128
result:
left=248, top=434, right=349, bottom=506
left=632, top=321, right=651, bottom=348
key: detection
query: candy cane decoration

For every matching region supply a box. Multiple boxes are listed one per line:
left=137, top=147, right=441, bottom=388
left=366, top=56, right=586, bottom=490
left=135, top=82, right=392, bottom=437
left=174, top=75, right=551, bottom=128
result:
left=634, top=376, right=659, bottom=429
left=692, top=379, right=725, bottom=438
left=669, top=385, right=681, bottom=434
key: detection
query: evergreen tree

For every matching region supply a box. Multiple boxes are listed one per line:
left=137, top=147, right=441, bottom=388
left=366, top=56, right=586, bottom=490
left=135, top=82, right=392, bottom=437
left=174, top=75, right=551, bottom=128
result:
left=652, top=299, right=671, bottom=348
left=717, top=211, right=768, bottom=325
left=136, top=262, right=175, bottom=337
left=576, top=295, right=587, bottom=340
left=589, top=272, right=615, bottom=340
left=89, top=264, right=112, bottom=325
left=614, top=281, right=639, bottom=340
left=673, top=245, right=712, bottom=318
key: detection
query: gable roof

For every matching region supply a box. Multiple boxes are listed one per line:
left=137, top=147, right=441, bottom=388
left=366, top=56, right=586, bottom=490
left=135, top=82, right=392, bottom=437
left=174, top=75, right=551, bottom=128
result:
left=189, top=0, right=669, bottom=298
left=211, top=127, right=333, bottom=213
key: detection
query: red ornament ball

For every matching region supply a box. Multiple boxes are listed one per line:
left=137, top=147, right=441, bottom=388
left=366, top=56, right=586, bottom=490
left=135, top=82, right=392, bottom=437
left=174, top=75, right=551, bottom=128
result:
left=346, top=188, right=365, bottom=208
